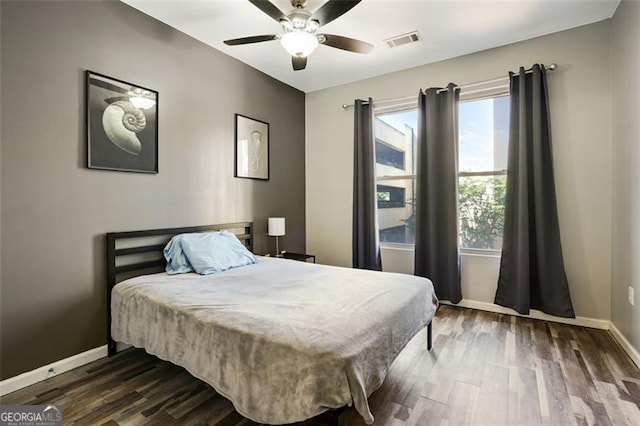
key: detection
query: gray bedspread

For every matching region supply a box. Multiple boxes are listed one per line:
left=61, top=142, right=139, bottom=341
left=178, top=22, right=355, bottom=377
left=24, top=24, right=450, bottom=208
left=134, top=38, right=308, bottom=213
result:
left=111, top=257, right=438, bottom=424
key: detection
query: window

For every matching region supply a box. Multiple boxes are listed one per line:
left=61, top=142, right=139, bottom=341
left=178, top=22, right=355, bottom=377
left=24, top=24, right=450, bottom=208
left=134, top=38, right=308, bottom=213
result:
left=374, top=93, right=509, bottom=250
left=458, top=95, right=509, bottom=250
left=377, top=185, right=406, bottom=209
left=376, top=139, right=406, bottom=170
left=375, top=110, right=417, bottom=244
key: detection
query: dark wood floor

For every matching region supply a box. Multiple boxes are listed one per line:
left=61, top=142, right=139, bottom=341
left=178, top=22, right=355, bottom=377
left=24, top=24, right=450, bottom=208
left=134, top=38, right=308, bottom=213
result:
left=2, top=305, right=639, bottom=425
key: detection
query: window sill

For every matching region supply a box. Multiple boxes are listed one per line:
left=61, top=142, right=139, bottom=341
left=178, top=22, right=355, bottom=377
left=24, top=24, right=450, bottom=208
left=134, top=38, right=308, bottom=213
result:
left=380, top=243, right=414, bottom=251
left=380, top=244, right=501, bottom=258
left=461, top=248, right=502, bottom=258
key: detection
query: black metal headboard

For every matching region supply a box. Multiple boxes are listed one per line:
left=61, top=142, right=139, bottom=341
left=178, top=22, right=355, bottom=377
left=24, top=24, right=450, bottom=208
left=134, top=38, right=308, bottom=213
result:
left=106, top=222, right=253, bottom=356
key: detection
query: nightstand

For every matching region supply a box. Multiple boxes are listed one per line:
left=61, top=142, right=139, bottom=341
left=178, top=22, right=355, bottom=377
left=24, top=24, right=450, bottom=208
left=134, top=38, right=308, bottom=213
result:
left=279, top=252, right=316, bottom=263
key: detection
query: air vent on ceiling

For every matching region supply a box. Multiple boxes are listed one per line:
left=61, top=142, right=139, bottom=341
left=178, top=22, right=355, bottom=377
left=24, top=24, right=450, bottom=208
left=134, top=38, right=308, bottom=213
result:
left=384, top=31, right=420, bottom=49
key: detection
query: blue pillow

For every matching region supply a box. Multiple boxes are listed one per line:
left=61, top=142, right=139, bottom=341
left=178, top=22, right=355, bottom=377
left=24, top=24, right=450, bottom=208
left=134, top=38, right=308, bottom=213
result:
left=163, top=234, right=195, bottom=274
left=179, top=231, right=258, bottom=275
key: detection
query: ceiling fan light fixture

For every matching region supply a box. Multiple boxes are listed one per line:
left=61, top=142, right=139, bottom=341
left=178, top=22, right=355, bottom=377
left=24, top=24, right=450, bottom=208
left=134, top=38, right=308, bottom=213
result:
left=280, top=19, right=293, bottom=31
left=306, top=19, right=319, bottom=32
left=224, top=0, right=370, bottom=70
left=291, top=16, right=307, bottom=29
left=280, top=31, right=318, bottom=57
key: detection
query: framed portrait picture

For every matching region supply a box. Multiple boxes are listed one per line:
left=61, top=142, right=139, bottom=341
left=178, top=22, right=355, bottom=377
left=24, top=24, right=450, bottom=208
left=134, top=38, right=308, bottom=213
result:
left=86, top=70, right=158, bottom=173
left=235, top=114, right=269, bottom=180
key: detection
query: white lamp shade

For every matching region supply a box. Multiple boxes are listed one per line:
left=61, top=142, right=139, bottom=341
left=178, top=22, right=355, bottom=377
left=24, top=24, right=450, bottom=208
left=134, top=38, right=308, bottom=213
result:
left=280, top=31, right=319, bottom=58
left=268, top=217, right=285, bottom=236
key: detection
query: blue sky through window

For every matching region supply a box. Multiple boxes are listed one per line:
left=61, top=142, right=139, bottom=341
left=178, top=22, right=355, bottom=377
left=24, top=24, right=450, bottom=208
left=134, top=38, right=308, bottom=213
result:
left=378, top=96, right=509, bottom=172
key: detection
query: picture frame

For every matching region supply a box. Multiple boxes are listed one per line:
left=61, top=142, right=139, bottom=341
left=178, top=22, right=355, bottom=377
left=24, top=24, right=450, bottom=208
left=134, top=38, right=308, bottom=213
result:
left=86, top=70, right=158, bottom=173
left=234, top=114, right=269, bottom=180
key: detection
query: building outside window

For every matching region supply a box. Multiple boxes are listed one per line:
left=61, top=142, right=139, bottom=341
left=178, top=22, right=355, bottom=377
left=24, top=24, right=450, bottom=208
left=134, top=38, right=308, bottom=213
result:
left=374, top=94, right=509, bottom=250
left=375, top=114, right=416, bottom=244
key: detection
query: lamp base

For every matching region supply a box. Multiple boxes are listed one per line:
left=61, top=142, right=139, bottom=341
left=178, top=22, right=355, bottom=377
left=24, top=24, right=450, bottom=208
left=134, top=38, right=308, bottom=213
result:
left=274, top=235, right=281, bottom=257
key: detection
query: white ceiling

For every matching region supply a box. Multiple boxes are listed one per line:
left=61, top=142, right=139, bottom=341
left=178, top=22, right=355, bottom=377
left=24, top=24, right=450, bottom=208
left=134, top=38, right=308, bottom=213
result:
left=122, top=0, right=620, bottom=93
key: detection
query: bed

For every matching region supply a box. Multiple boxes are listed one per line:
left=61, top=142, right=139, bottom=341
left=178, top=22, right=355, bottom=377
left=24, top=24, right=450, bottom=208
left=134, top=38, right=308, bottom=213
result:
left=107, top=222, right=438, bottom=425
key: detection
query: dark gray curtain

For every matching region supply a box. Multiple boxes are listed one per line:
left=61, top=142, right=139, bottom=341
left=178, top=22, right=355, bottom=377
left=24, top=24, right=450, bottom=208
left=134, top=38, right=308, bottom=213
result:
left=414, top=84, right=461, bottom=303
left=494, top=64, right=575, bottom=318
left=353, top=98, right=382, bottom=271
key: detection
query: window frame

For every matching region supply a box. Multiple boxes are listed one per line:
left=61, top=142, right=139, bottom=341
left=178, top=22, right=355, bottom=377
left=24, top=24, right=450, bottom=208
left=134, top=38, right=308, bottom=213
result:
left=374, top=89, right=509, bottom=255
left=457, top=92, right=509, bottom=254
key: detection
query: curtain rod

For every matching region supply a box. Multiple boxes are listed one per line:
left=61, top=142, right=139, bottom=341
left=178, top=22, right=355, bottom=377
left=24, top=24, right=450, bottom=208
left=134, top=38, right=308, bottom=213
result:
left=341, top=63, right=557, bottom=109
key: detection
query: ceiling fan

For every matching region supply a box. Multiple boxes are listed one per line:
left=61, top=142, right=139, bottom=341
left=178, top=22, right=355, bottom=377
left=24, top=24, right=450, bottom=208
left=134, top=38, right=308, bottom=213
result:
left=224, top=0, right=373, bottom=71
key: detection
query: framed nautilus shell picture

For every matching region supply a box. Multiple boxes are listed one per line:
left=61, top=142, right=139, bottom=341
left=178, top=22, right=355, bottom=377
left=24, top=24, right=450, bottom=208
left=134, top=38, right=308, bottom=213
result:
left=234, top=114, right=269, bottom=180
left=86, top=71, right=158, bottom=173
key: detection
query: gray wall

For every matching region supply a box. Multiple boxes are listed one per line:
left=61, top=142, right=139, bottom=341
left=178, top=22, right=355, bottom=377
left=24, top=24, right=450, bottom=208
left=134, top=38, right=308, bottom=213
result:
left=0, top=0, right=305, bottom=379
left=611, top=1, right=640, bottom=357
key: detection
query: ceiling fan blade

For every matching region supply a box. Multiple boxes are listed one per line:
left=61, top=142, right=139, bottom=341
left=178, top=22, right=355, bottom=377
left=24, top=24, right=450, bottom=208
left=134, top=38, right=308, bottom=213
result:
left=319, top=34, right=373, bottom=54
left=249, top=0, right=288, bottom=23
left=292, top=56, right=307, bottom=71
left=224, top=35, right=278, bottom=46
left=311, top=0, right=361, bottom=27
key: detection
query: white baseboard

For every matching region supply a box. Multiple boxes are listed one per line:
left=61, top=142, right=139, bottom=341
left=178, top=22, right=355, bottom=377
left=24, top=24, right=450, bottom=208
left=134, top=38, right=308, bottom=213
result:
left=441, top=299, right=640, bottom=369
left=609, top=322, right=640, bottom=368
left=440, top=299, right=611, bottom=330
left=0, top=345, right=107, bottom=396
